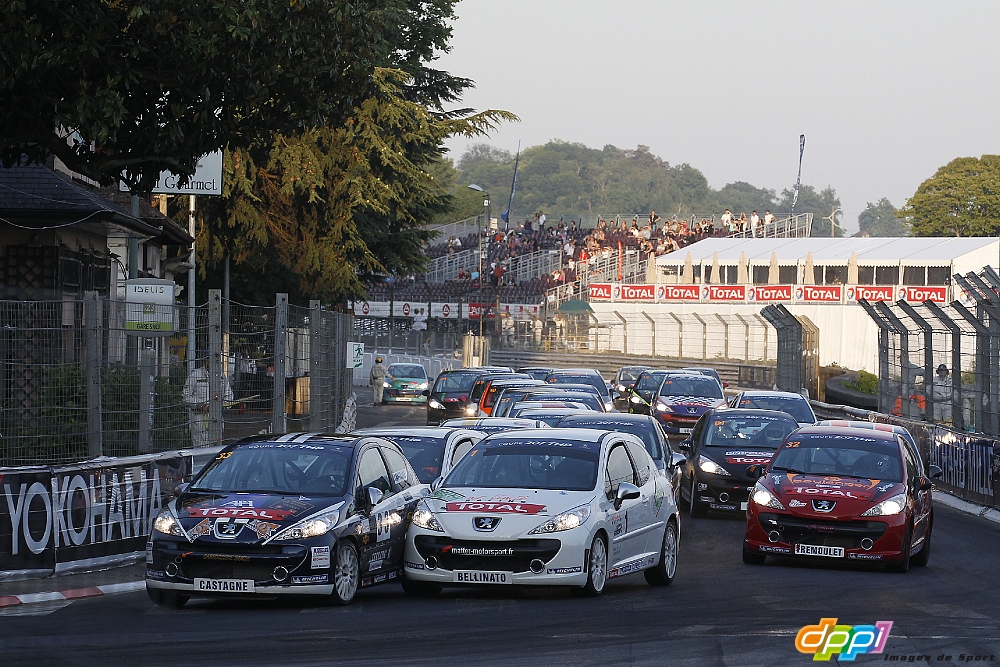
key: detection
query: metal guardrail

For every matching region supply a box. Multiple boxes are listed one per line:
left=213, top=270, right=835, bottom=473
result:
left=428, top=215, right=488, bottom=240
left=727, top=213, right=813, bottom=238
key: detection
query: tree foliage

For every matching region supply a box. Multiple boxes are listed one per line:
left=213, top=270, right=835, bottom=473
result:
left=0, top=0, right=463, bottom=191
left=447, top=141, right=839, bottom=229
left=197, top=69, right=516, bottom=303
left=902, top=156, right=1000, bottom=237
left=774, top=185, right=843, bottom=237
left=858, top=198, right=907, bottom=237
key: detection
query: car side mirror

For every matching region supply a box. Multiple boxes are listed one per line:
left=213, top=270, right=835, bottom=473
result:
left=367, top=486, right=384, bottom=508
left=421, top=389, right=430, bottom=397
left=917, top=477, right=932, bottom=491
left=614, top=482, right=641, bottom=510
left=722, top=382, right=729, bottom=388
left=928, top=464, right=943, bottom=479
left=172, top=482, right=189, bottom=498
left=678, top=439, right=692, bottom=452
left=670, top=452, right=686, bottom=469
left=430, top=476, right=444, bottom=492
left=612, top=390, right=621, bottom=400
left=746, top=465, right=765, bottom=479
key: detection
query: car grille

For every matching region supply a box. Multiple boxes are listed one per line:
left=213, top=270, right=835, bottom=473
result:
left=758, top=513, right=888, bottom=549
left=414, top=536, right=561, bottom=573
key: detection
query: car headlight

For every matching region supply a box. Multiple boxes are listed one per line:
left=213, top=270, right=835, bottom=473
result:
left=698, top=455, right=732, bottom=476
left=417, top=382, right=429, bottom=390
left=604, top=401, right=614, bottom=411
left=656, top=401, right=673, bottom=413
left=270, top=506, right=341, bottom=542
left=630, top=395, right=643, bottom=404
left=383, top=381, right=391, bottom=388
left=428, top=398, right=445, bottom=410
left=861, top=493, right=907, bottom=517
left=411, top=500, right=444, bottom=532
left=465, top=405, right=478, bottom=415
left=617, top=384, right=626, bottom=393
left=153, top=510, right=185, bottom=537
left=528, top=505, right=591, bottom=534
left=751, top=483, right=786, bottom=510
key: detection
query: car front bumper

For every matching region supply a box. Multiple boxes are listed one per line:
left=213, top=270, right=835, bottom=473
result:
left=693, top=473, right=755, bottom=511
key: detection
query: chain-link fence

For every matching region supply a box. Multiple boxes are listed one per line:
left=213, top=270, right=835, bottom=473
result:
left=0, top=293, right=354, bottom=466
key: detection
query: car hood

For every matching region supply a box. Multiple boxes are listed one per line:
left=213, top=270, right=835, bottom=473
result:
left=701, top=447, right=776, bottom=480
left=425, top=487, right=595, bottom=539
left=660, top=396, right=726, bottom=415
left=432, top=391, right=471, bottom=404
left=762, top=473, right=905, bottom=519
left=389, top=377, right=426, bottom=387
left=172, top=492, right=343, bottom=544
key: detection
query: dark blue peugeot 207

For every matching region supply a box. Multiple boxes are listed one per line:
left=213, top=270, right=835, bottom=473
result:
left=145, top=433, right=429, bottom=608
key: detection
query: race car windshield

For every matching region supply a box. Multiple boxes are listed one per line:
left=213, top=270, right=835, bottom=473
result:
left=547, top=374, right=609, bottom=397
left=705, top=417, right=797, bottom=449
left=738, top=396, right=814, bottom=423
left=192, top=444, right=352, bottom=496
left=770, top=437, right=903, bottom=482
left=445, top=446, right=599, bottom=491
left=562, top=420, right=662, bottom=460
left=619, top=368, right=646, bottom=383
left=383, top=437, right=445, bottom=483
left=658, top=377, right=724, bottom=399
left=519, top=394, right=603, bottom=411
left=387, top=365, right=425, bottom=379
left=433, top=372, right=478, bottom=393
left=635, top=373, right=667, bottom=393
left=521, top=369, right=552, bottom=381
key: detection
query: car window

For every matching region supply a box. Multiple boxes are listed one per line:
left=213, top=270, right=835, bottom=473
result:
left=658, top=376, right=724, bottom=399
left=738, top=395, right=815, bottom=423
left=625, top=441, right=651, bottom=486
left=193, top=443, right=352, bottom=496
left=433, top=372, right=478, bottom=393
left=446, top=443, right=599, bottom=491
left=605, top=443, right=636, bottom=501
left=451, top=439, right=475, bottom=468
left=547, top=374, right=608, bottom=397
left=771, top=435, right=903, bottom=482
left=357, top=448, right=392, bottom=495
left=635, top=372, right=667, bottom=394
left=382, top=446, right=416, bottom=489
left=384, top=436, right=446, bottom=484
left=704, top=415, right=798, bottom=449
left=387, top=365, right=425, bottom=379
left=690, top=415, right=707, bottom=446
left=901, top=438, right=919, bottom=482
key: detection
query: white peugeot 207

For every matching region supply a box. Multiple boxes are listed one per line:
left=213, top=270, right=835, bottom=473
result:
left=402, top=428, right=680, bottom=596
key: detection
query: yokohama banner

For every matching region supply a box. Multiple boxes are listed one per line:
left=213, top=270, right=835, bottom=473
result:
left=0, top=451, right=191, bottom=576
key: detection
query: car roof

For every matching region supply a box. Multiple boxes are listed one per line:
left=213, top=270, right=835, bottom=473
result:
left=558, top=413, right=652, bottom=424
left=521, top=383, right=598, bottom=392
left=232, top=432, right=361, bottom=447
left=387, top=363, right=424, bottom=368
left=792, top=425, right=900, bottom=442
left=486, top=427, right=606, bottom=443
left=547, top=368, right=603, bottom=376
left=619, top=365, right=652, bottom=371
left=710, top=408, right=799, bottom=421
left=817, top=420, right=914, bottom=438
left=488, top=379, right=544, bottom=387
left=662, top=371, right=710, bottom=378
left=352, top=426, right=459, bottom=439
left=740, top=390, right=808, bottom=399
left=442, top=417, right=546, bottom=427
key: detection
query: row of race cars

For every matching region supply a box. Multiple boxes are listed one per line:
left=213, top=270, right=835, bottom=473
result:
left=145, top=364, right=943, bottom=608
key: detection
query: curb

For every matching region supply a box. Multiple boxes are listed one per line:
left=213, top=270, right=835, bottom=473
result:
left=933, top=489, right=1000, bottom=526
left=0, top=581, right=146, bottom=609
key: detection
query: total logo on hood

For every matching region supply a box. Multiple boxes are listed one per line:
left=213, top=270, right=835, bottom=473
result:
left=777, top=474, right=885, bottom=502
left=724, top=450, right=773, bottom=465
left=178, top=493, right=326, bottom=541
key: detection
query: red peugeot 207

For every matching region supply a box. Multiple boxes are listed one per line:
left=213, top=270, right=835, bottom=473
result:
left=742, top=425, right=942, bottom=572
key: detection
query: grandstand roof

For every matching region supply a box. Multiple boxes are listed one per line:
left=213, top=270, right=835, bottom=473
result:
left=655, top=237, right=999, bottom=267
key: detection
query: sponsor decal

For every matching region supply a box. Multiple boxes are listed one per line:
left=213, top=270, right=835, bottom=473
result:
left=788, top=499, right=807, bottom=508
left=589, top=283, right=612, bottom=300
left=405, top=560, right=425, bottom=570
left=146, top=568, right=166, bottom=579
left=189, top=518, right=213, bottom=539
left=725, top=453, right=772, bottom=464
left=705, top=284, right=746, bottom=302
left=608, top=555, right=655, bottom=579
left=195, top=579, right=253, bottom=592
left=657, top=284, right=701, bottom=301
left=795, top=618, right=892, bottom=661
left=901, top=285, right=947, bottom=303
left=619, top=284, right=656, bottom=301
left=429, top=489, right=466, bottom=502
left=292, top=574, right=329, bottom=584
left=201, top=553, right=250, bottom=562
left=455, top=571, right=509, bottom=583
left=247, top=519, right=280, bottom=540
left=751, top=285, right=793, bottom=302
left=796, top=285, right=843, bottom=302
left=146, top=541, right=153, bottom=564
left=445, top=502, right=545, bottom=515
left=787, top=487, right=868, bottom=500
left=758, top=545, right=791, bottom=554
left=467, top=494, right=529, bottom=503
left=709, top=503, right=738, bottom=511
left=221, top=499, right=257, bottom=508
left=848, top=553, right=883, bottom=561
left=547, top=566, right=582, bottom=574
left=846, top=285, right=894, bottom=302
left=311, top=546, right=331, bottom=569
left=442, top=545, right=514, bottom=557
left=186, top=507, right=293, bottom=520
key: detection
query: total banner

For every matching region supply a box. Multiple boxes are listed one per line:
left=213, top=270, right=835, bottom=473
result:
left=0, top=451, right=191, bottom=576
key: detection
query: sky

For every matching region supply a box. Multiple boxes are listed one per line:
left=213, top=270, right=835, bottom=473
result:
left=438, top=0, right=1000, bottom=233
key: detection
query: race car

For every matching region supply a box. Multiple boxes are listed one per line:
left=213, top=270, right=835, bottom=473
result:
left=492, top=384, right=606, bottom=417
left=512, top=406, right=598, bottom=426
left=517, top=367, right=555, bottom=381
left=743, top=425, right=942, bottom=572
left=729, top=390, right=817, bottom=426
left=353, top=427, right=486, bottom=482
left=651, top=373, right=728, bottom=435
left=680, top=367, right=727, bottom=389
left=381, top=363, right=430, bottom=404
left=476, top=378, right=545, bottom=416
left=440, top=417, right=551, bottom=434
left=545, top=369, right=615, bottom=411
left=678, top=409, right=799, bottom=517
left=426, top=368, right=510, bottom=425
left=613, top=366, right=652, bottom=409
left=627, top=370, right=670, bottom=415
left=403, top=428, right=680, bottom=596
left=146, top=433, right=429, bottom=608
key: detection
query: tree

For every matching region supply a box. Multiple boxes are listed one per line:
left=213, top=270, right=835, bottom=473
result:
left=711, top=182, right=777, bottom=219
left=858, top=198, right=907, bottom=236
left=902, top=156, right=1000, bottom=237
left=774, top=185, right=843, bottom=237
left=197, top=69, right=515, bottom=303
left=0, top=0, right=462, bottom=192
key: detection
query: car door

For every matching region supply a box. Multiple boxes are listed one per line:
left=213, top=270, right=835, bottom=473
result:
left=684, top=415, right=708, bottom=500
left=379, top=445, right=424, bottom=574
left=604, top=441, right=642, bottom=567
left=900, top=438, right=931, bottom=548
left=354, top=446, right=400, bottom=579
left=625, top=440, right=660, bottom=556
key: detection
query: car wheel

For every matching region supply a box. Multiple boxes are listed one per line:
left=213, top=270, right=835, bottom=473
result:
left=689, top=475, right=707, bottom=518
left=146, top=586, right=189, bottom=608
left=401, top=575, right=442, bottom=597
left=742, top=544, right=766, bottom=565
left=911, top=524, right=932, bottom=567
left=886, top=524, right=912, bottom=573
left=644, top=520, right=678, bottom=586
left=574, top=534, right=608, bottom=597
left=332, top=541, right=360, bottom=605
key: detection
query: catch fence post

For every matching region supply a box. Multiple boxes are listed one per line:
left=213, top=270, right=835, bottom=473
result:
left=209, top=290, right=224, bottom=444
left=138, top=347, right=155, bottom=453
left=85, top=293, right=103, bottom=458
left=272, top=294, right=289, bottom=434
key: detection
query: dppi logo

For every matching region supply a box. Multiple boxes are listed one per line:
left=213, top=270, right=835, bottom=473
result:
left=795, top=618, right=892, bottom=661
left=613, top=285, right=622, bottom=300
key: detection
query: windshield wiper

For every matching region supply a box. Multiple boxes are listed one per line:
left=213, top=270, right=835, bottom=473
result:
left=770, top=466, right=807, bottom=475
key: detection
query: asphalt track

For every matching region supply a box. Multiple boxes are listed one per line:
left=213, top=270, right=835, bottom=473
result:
left=3, top=398, right=998, bottom=667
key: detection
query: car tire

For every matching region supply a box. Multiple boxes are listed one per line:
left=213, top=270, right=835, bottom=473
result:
left=331, top=541, right=360, bottom=605
left=911, top=524, right=932, bottom=567
left=689, top=476, right=707, bottom=518
left=401, top=575, right=442, bottom=597
left=146, top=587, right=189, bottom=608
left=886, top=524, right=912, bottom=573
left=742, top=544, right=766, bottom=565
left=644, top=520, right=678, bottom=586
left=573, top=534, right=608, bottom=597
